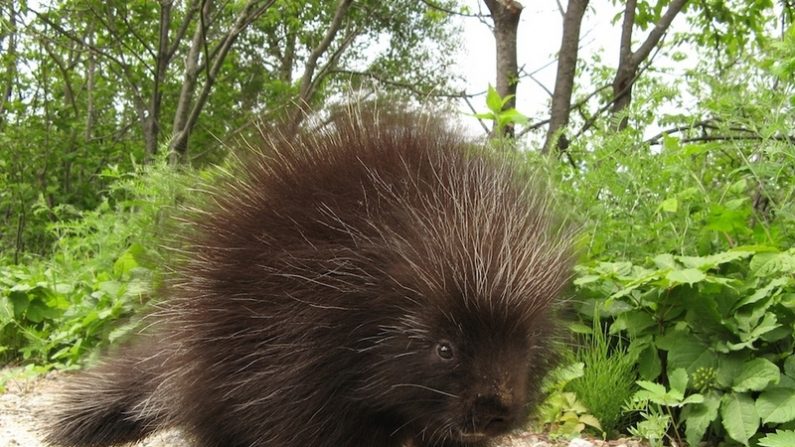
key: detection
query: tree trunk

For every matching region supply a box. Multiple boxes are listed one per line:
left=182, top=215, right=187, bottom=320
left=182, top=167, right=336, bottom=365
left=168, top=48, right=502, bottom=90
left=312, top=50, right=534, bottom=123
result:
left=85, top=24, right=96, bottom=142
left=483, top=0, right=523, bottom=138
left=287, top=0, right=354, bottom=132
left=611, top=0, right=688, bottom=130
left=170, top=0, right=208, bottom=163
left=144, top=0, right=173, bottom=160
left=0, top=2, right=17, bottom=129
left=169, top=0, right=276, bottom=163
left=542, top=0, right=589, bottom=154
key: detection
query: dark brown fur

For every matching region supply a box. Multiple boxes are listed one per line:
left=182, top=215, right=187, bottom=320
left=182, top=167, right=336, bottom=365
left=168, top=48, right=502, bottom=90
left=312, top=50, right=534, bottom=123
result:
left=45, top=112, right=574, bottom=447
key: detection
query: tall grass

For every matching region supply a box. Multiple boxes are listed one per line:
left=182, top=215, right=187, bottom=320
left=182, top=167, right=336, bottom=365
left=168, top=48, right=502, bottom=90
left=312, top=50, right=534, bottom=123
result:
left=566, top=315, right=638, bottom=437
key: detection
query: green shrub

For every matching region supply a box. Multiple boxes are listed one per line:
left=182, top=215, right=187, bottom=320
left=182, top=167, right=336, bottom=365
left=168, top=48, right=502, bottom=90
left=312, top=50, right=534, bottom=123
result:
left=574, top=247, right=795, bottom=445
left=0, top=157, right=186, bottom=367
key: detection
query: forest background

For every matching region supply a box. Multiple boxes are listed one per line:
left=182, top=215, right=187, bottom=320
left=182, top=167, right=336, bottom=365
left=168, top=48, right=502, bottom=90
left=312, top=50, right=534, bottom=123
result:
left=1, top=0, right=794, bottom=445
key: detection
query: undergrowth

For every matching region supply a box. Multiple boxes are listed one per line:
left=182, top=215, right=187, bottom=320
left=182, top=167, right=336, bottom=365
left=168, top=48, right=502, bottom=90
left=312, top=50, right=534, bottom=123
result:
left=0, top=157, right=186, bottom=368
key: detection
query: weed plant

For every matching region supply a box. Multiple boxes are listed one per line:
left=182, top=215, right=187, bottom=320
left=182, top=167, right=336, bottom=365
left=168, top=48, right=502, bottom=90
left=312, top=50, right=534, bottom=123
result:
left=566, top=315, right=637, bottom=438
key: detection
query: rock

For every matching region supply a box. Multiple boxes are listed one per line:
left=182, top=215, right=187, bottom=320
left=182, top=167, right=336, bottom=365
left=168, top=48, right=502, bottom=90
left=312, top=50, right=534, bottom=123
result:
left=568, top=438, right=595, bottom=447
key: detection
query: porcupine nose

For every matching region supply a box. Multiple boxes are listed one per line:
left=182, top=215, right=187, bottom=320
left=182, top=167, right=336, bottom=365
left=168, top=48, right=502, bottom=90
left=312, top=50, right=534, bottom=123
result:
left=472, top=395, right=513, bottom=436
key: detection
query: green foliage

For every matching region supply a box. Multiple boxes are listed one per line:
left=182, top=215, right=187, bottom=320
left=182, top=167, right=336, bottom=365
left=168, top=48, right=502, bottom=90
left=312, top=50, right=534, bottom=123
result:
left=759, top=430, right=795, bottom=447
left=0, top=158, right=185, bottom=367
left=536, top=362, right=603, bottom=437
left=565, top=316, right=638, bottom=437
left=574, top=247, right=795, bottom=445
left=625, top=368, right=705, bottom=446
left=0, top=0, right=461, bottom=257
left=473, top=85, right=529, bottom=138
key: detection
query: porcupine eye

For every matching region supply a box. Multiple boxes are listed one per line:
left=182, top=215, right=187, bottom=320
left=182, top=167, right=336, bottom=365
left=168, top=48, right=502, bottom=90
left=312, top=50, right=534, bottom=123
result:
left=435, top=341, right=455, bottom=362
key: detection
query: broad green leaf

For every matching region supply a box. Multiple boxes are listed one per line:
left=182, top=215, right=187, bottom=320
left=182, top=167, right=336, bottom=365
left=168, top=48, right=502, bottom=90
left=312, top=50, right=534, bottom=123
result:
left=750, top=251, right=795, bottom=277
left=579, top=414, right=602, bottom=430
left=729, top=178, right=748, bottom=193
left=758, top=430, right=795, bottom=447
left=732, top=358, right=780, bottom=392
left=666, top=269, right=706, bottom=285
left=684, top=392, right=721, bottom=446
left=573, top=274, right=601, bottom=286
left=660, top=330, right=716, bottom=374
left=611, top=310, right=655, bottom=337
left=785, top=356, right=795, bottom=378
left=756, top=388, right=795, bottom=424
left=652, top=253, right=677, bottom=269
left=720, top=393, right=759, bottom=446
left=677, top=250, right=753, bottom=269
left=8, top=291, right=30, bottom=319
left=595, top=261, right=633, bottom=277
left=485, top=85, right=502, bottom=113
left=681, top=394, right=705, bottom=405
left=735, top=277, right=789, bottom=309
left=669, top=368, right=689, bottom=397
left=637, top=345, right=662, bottom=380
left=0, top=296, right=13, bottom=322
left=25, top=298, right=60, bottom=323
left=497, top=108, right=528, bottom=125
left=568, top=322, right=592, bottom=334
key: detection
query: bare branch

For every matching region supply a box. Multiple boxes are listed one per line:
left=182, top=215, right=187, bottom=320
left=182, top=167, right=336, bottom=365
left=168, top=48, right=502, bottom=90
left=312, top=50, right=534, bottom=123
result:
left=167, top=0, right=200, bottom=59
left=417, top=0, right=490, bottom=18
left=631, top=0, right=688, bottom=66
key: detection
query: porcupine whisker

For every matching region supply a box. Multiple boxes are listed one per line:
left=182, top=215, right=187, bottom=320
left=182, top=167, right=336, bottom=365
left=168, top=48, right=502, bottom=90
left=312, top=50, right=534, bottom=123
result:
left=389, top=384, right=460, bottom=399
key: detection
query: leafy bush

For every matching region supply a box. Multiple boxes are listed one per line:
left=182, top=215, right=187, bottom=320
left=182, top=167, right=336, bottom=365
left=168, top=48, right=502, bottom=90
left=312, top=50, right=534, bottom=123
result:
left=0, top=158, right=186, bottom=367
left=574, top=247, right=795, bottom=445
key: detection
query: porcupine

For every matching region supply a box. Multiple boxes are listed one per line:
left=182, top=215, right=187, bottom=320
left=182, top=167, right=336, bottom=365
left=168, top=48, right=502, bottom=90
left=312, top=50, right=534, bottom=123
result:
left=45, top=111, right=574, bottom=447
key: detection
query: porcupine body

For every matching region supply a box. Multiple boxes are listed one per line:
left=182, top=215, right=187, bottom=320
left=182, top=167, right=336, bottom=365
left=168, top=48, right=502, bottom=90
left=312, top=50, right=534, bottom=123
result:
left=45, top=112, right=574, bottom=447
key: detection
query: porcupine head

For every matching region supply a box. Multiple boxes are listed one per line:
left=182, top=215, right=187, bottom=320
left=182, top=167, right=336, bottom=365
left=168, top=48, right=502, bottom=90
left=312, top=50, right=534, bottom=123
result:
left=44, top=111, right=574, bottom=447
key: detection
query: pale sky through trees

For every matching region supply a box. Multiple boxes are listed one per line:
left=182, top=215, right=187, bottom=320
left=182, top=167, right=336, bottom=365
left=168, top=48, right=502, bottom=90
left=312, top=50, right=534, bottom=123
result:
left=453, top=0, right=695, bottom=139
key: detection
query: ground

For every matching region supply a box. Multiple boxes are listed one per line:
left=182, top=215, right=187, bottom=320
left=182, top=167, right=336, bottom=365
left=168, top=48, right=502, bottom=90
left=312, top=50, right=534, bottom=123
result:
left=0, top=369, right=647, bottom=447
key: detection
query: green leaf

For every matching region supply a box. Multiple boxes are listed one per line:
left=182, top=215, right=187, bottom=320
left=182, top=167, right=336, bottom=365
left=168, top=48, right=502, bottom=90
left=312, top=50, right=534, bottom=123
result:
left=677, top=250, right=753, bottom=269
left=666, top=269, right=706, bottom=285
left=750, top=252, right=795, bottom=277
left=669, top=368, right=689, bottom=397
left=636, top=380, right=667, bottom=397
left=25, top=298, right=60, bottom=323
left=651, top=254, right=677, bottom=269
left=684, top=392, right=721, bottom=446
left=720, top=393, right=759, bottom=446
left=756, top=388, right=795, bottom=424
left=758, top=430, right=795, bottom=447
left=113, top=244, right=143, bottom=278
left=785, top=356, right=795, bottom=378
left=485, top=85, right=502, bottom=113
left=573, top=274, right=601, bottom=286
left=732, top=358, right=780, bottom=392
left=638, top=345, right=662, bottom=380
left=660, top=330, right=716, bottom=374
left=658, top=197, right=678, bottom=213
left=735, top=277, right=789, bottom=309
left=497, top=108, right=529, bottom=125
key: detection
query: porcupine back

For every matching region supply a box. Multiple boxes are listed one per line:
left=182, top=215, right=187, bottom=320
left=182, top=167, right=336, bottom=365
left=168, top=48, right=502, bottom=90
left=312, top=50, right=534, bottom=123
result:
left=45, top=112, right=574, bottom=447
